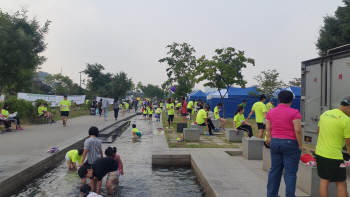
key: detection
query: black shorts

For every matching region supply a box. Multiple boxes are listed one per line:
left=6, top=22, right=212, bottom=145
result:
left=40, top=113, right=45, bottom=117
left=187, top=109, right=192, bottom=114
left=316, top=154, right=346, bottom=182
left=143, top=114, right=147, bottom=116
left=160, top=107, right=163, bottom=109
left=176, top=107, right=180, bottom=110
left=257, top=123, right=266, bottom=130
left=181, top=113, right=188, bottom=116
left=61, top=111, right=69, bottom=117
left=149, top=114, right=152, bottom=117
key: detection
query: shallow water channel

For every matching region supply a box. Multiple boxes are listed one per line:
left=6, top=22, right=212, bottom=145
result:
left=9, top=116, right=206, bottom=197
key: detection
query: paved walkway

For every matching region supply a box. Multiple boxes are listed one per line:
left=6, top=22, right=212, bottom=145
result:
left=0, top=110, right=137, bottom=196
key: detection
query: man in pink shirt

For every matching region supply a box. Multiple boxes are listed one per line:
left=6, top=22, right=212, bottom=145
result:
left=265, top=90, right=302, bottom=197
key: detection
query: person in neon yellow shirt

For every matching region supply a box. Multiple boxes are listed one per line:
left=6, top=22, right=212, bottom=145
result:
left=60, top=95, right=71, bottom=127
left=38, top=103, right=56, bottom=123
left=148, top=105, right=153, bottom=122
left=2, top=103, right=23, bottom=130
left=266, top=99, right=274, bottom=112
left=247, top=94, right=267, bottom=138
left=142, top=106, right=148, bottom=120
left=125, top=102, right=130, bottom=113
left=176, top=102, right=182, bottom=115
left=233, top=106, right=253, bottom=137
left=187, top=99, right=195, bottom=120
left=132, top=124, right=142, bottom=138
left=166, top=98, right=175, bottom=129
left=160, top=102, right=164, bottom=110
left=214, top=103, right=227, bottom=131
left=196, top=104, right=216, bottom=136
left=156, top=105, right=162, bottom=122
left=315, top=97, right=350, bottom=195
left=65, top=149, right=84, bottom=170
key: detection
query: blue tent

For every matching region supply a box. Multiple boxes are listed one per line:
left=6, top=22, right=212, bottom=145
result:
left=188, top=90, right=207, bottom=102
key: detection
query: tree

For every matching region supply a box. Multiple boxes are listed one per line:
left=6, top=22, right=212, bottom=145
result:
left=84, top=63, right=112, bottom=96
left=249, top=69, right=286, bottom=99
left=45, top=74, right=73, bottom=95
left=196, top=47, right=255, bottom=118
left=288, top=78, right=301, bottom=87
left=138, top=83, right=165, bottom=100
left=0, top=8, right=51, bottom=96
left=159, top=42, right=197, bottom=99
left=316, top=0, right=350, bottom=56
left=108, top=71, right=133, bottom=98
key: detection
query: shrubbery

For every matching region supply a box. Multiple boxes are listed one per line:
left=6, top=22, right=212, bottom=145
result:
left=0, top=98, right=36, bottom=118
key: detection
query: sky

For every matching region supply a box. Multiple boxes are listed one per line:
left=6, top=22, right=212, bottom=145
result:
left=1, top=0, right=345, bottom=91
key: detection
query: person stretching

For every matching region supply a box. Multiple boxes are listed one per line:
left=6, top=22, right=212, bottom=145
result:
left=214, top=103, right=226, bottom=131
left=233, top=106, right=253, bottom=137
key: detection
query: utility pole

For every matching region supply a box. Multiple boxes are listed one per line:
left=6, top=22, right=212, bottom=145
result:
left=79, top=71, right=84, bottom=87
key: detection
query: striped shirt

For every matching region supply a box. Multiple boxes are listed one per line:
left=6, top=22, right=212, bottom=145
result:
left=84, top=137, right=102, bottom=165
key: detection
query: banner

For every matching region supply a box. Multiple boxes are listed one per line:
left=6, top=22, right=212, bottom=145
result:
left=17, top=93, right=86, bottom=107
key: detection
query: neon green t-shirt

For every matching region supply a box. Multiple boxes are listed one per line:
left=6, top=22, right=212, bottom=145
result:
left=38, top=106, right=44, bottom=114
left=166, top=103, right=175, bottom=115
left=143, top=109, right=148, bottom=114
left=132, top=128, right=139, bottom=133
left=1, top=109, right=9, bottom=119
left=252, top=102, right=267, bottom=123
left=68, top=150, right=82, bottom=164
left=156, top=108, right=161, bottom=114
left=160, top=103, right=163, bottom=107
left=239, top=103, right=246, bottom=108
left=214, top=106, right=220, bottom=119
left=148, top=108, right=153, bottom=114
left=187, top=101, right=193, bottom=109
left=234, top=113, right=245, bottom=128
left=194, top=102, right=198, bottom=108
left=266, top=103, right=274, bottom=112
left=176, top=103, right=181, bottom=108
left=125, top=103, right=129, bottom=108
left=196, top=109, right=207, bottom=125
left=316, top=109, right=350, bottom=160
left=60, top=100, right=71, bottom=111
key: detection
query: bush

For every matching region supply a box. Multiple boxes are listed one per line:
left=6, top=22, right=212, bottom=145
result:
left=86, top=100, right=92, bottom=110
left=1, top=98, right=36, bottom=118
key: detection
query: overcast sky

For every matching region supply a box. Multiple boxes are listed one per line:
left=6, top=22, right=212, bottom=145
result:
left=2, top=0, right=344, bottom=91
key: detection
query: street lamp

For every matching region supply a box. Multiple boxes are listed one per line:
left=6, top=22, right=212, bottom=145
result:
left=79, top=71, right=84, bottom=87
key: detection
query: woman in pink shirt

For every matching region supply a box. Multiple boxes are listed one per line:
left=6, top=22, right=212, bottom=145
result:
left=181, top=97, right=188, bottom=123
left=265, top=90, right=302, bottom=197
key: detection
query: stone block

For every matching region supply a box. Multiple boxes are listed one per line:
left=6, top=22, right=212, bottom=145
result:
left=225, top=129, right=244, bottom=142
left=297, top=161, right=337, bottom=197
left=177, top=122, right=187, bottom=133
left=242, top=138, right=264, bottom=160
left=190, top=124, right=206, bottom=135
left=183, top=128, right=200, bottom=142
left=211, top=119, right=220, bottom=129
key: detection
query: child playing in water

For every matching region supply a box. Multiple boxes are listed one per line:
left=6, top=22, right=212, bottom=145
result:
left=65, top=148, right=84, bottom=170
left=105, top=147, right=124, bottom=184
left=132, top=124, right=141, bottom=138
left=142, top=106, right=148, bottom=120
left=148, top=105, right=153, bottom=122
left=156, top=105, right=161, bottom=122
left=80, top=184, right=102, bottom=197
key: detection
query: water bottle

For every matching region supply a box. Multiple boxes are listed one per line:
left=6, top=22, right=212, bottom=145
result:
left=187, top=122, right=190, bottom=129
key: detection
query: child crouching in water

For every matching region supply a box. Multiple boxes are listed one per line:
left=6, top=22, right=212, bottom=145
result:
left=65, top=148, right=84, bottom=170
left=105, top=147, right=124, bottom=184
left=80, top=184, right=102, bottom=197
left=132, top=124, right=141, bottom=138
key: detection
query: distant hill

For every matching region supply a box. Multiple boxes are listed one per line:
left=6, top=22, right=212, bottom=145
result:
left=35, top=71, right=51, bottom=81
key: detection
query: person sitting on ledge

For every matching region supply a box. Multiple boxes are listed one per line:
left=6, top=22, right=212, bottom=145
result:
left=196, top=104, right=217, bottom=136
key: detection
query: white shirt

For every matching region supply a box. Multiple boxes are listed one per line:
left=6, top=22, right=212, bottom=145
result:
left=87, top=192, right=103, bottom=197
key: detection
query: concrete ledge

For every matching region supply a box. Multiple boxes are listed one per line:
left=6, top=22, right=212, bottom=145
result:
left=211, top=119, right=220, bottom=129
left=191, top=156, right=216, bottom=197
left=296, top=161, right=336, bottom=197
left=225, top=129, right=244, bottom=142
left=190, top=124, right=205, bottom=135
left=184, top=128, right=200, bottom=142
left=152, top=154, right=191, bottom=166
left=242, top=138, right=264, bottom=160
left=177, top=122, right=187, bottom=133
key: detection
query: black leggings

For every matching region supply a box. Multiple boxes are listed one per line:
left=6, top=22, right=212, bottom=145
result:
left=99, top=108, right=102, bottom=116
left=114, top=108, right=119, bottom=119
left=167, top=115, right=174, bottom=123
left=199, top=119, right=215, bottom=134
left=1, top=120, right=11, bottom=129
left=237, top=125, right=253, bottom=137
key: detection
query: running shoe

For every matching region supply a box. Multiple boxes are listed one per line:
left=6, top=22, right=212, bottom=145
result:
left=5, top=129, right=12, bottom=132
left=17, top=127, right=23, bottom=130
left=166, top=127, right=169, bottom=129
left=0, top=130, right=5, bottom=134
left=213, top=129, right=220, bottom=132
left=52, top=121, right=56, bottom=123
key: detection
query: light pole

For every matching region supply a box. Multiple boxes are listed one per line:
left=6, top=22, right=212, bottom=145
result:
left=79, top=71, right=84, bottom=87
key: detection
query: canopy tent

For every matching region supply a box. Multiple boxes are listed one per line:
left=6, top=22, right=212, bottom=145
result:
left=187, top=90, right=207, bottom=102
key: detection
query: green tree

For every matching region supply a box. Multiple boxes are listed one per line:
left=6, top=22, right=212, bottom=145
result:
left=138, top=83, right=165, bottom=100
left=288, top=78, right=301, bottom=87
left=45, top=74, right=73, bottom=95
left=249, top=69, right=286, bottom=99
left=84, top=63, right=112, bottom=96
left=316, top=0, right=350, bottom=56
left=196, top=47, right=255, bottom=118
left=159, top=42, right=197, bottom=99
left=0, top=8, right=51, bottom=96
left=108, top=71, right=133, bottom=98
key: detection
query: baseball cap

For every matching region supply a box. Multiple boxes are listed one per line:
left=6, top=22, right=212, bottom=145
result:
left=270, top=99, right=273, bottom=101
left=259, top=94, right=266, bottom=100
left=341, top=96, right=350, bottom=105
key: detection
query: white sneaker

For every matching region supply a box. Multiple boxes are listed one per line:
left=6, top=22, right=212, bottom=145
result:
left=170, top=127, right=174, bottom=129
left=166, top=127, right=169, bottom=129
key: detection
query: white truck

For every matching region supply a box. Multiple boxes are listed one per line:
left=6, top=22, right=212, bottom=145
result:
left=301, top=44, right=350, bottom=148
